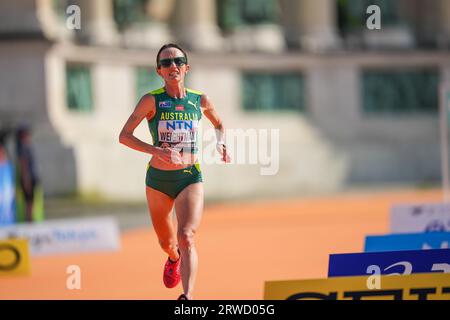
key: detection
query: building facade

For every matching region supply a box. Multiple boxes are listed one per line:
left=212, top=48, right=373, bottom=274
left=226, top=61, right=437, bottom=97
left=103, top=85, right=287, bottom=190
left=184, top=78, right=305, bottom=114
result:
left=0, top=0, right=449, bottom=200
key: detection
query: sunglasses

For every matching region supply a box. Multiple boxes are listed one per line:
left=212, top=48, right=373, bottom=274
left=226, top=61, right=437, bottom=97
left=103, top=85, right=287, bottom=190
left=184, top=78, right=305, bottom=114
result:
left=158, top=57, right=187, bottom=68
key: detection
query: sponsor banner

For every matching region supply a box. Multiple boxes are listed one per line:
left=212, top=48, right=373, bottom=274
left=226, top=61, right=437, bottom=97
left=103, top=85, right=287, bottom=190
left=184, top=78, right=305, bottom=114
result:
left=0, top=238, right=30, bottom=276
left=0, top=216, right=120, bottom=256
left=365, top=232, right=450, bottom=252
left=0, top=161, right=15, bottom=225
left=328, top=249, right=450, bottom=277
left=264, top=273, right=450, bottom=300
left=390, top=202, right=450, bottom=233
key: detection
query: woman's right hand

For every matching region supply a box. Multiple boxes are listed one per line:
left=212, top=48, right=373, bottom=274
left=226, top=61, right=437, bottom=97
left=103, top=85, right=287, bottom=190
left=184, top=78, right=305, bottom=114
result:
left=155, top=147, right=183, bottom=165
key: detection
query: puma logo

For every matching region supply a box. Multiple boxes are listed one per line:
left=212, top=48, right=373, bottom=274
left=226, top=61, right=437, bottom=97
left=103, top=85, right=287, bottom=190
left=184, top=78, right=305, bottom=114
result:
left=188, top=100, right=198, bottom=109
left=183, top=167, right=193, bottom=175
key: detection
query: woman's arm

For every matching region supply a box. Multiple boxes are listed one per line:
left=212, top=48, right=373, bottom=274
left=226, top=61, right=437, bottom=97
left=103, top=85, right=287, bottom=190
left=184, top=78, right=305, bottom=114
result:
left=201, top=94, right=231, bottom=163
left=119, top=94, right=182, bottom=164
left=119, top=94, right=157, bottom=154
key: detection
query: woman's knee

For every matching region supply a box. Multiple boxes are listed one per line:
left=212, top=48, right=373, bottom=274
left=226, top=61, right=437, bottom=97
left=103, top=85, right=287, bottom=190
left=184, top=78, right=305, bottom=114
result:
left=177, top=229, right=196, bottom=249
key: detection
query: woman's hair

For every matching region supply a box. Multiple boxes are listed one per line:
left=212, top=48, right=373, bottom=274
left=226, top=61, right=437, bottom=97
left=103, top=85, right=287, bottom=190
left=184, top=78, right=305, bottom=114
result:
left=156, top=43, right=188, bottom=67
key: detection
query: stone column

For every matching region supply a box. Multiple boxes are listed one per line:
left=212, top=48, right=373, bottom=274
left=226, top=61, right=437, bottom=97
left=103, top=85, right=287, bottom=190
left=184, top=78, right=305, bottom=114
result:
left=36, top=0, right=74, bottom=41
left=171, top=0, right=223, bottom=51
left=280, top=0, right=339, bottom=52
left=76, top=0, right=119, bottom=45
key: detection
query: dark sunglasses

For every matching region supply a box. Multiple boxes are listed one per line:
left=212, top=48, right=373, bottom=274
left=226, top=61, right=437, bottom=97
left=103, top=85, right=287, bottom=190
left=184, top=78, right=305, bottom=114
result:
left=158, top=57, right=187, bottom=68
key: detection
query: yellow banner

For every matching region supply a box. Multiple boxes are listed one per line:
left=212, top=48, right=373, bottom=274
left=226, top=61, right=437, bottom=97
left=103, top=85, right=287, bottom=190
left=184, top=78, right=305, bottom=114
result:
left=0, top=239, right=31, bottom=276
left=264, top=273, right=450, bottom=300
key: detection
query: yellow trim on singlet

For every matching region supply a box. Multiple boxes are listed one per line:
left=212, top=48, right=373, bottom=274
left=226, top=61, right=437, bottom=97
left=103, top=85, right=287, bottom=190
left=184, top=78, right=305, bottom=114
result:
left=186, top=88, right=203, bottom=95
left=150, top=88, right=202, bottom=96
left=150, top=87, right=165, bottom=95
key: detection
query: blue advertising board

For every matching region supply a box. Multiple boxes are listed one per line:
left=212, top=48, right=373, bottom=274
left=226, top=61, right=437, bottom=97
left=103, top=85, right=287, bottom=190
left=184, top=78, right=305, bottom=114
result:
left=328, top=249, right=450, bottom=277
left=365, top=232, right=450, bottom=252
left=0, top=160, right=15, bottom=225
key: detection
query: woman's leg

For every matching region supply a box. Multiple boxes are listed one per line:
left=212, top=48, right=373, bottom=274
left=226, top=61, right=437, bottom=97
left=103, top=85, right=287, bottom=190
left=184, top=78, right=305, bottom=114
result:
left=174, top=182, right=204, bottom=299
left=146, top=186, right=179, bottom=261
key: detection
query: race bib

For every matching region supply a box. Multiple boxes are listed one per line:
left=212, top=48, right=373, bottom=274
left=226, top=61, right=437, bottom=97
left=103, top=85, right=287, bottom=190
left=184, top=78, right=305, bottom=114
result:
left=158, top=120, right=199, bottom=152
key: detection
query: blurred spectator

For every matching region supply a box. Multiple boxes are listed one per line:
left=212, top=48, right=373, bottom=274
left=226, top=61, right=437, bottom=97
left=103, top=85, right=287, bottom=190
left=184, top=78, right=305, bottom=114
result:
left=0, top=129, right=16, bottom=225
left=15, top=125, right=44, bottom=223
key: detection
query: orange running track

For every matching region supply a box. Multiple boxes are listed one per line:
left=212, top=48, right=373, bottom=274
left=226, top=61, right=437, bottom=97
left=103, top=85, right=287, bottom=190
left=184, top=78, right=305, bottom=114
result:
left=0, top=188, right=442, bottom=300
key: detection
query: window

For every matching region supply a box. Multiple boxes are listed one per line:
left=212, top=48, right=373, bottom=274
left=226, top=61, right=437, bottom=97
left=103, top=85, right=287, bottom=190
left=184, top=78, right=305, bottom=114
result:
left=362, top=69, right=439, bottom=114
left=337, top=0, right=401, bottom=34
left=113, top=0, right=148, bottom=31
left=242, top=73, right=305, bottom=112
left=217, top=0, right=278, bottom=32
left=66, top=65, right=93, bottom=112
left=136, top=67, right=163, bottom=100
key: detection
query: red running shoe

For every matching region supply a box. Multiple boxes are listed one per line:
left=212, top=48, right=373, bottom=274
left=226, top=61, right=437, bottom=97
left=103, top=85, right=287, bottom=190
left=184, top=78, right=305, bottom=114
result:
left=163, top=254, right=181, bottom=288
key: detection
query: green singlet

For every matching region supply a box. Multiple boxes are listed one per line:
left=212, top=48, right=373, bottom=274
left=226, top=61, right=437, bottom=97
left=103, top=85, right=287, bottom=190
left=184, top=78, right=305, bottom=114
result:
left=148, top=87, right=203, bottom=154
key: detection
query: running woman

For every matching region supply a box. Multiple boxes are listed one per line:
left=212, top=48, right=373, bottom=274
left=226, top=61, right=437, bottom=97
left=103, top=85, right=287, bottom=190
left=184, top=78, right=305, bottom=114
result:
left=119, top=43, right=230, bottom=300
